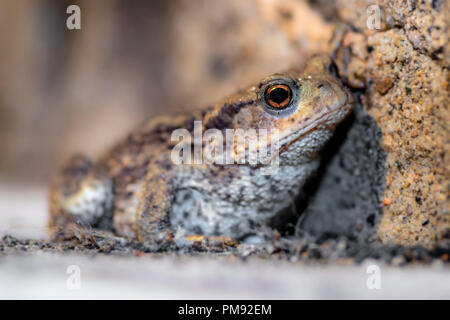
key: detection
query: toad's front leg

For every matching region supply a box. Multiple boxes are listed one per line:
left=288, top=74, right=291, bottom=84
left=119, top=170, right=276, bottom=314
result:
left=134, top=155, right=176, bottom=247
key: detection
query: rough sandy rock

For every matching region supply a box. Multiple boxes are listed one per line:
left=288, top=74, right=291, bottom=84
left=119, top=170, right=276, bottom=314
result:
left=330, top=0, right=449, bottom=247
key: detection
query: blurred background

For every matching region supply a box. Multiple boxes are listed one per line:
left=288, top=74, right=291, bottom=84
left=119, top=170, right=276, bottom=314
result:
left=0, top=0, right=334, bottom=183
left=0, top=0, right=334, bottom=237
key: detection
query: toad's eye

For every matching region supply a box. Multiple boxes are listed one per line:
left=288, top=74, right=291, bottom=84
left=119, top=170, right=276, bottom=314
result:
left=260, top=77, right=300, bottom=117
left=264, top=84, right=292, bottom=109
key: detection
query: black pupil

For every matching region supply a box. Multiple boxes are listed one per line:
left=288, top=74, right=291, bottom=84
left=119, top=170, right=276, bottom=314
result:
left=268, top=87, right=289, bottom=104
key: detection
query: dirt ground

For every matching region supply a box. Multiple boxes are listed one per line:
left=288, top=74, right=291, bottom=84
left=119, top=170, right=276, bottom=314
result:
left=1, top=233, right=449, bottom=266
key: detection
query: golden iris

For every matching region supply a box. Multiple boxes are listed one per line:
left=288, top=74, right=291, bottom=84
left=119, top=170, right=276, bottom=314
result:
left=264, top=84, right=292, bottom=109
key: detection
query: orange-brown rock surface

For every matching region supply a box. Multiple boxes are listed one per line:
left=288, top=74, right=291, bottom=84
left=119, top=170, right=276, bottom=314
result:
left=329, top=0, right=449, bottom=247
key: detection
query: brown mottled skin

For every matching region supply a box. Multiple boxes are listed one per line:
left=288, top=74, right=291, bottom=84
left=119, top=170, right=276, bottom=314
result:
left=49, top=54, right=354, bottom=246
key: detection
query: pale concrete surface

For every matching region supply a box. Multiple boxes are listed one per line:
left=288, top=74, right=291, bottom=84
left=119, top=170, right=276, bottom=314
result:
left=0, top=184, right=48, bottom=239
left=0, top=253, right=449, bottom=299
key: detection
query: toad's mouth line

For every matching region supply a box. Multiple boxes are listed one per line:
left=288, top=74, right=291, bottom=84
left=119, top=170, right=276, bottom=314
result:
left=270, top=100, right=353, bottom=151
left=227, top=99, right=353, bottom=167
